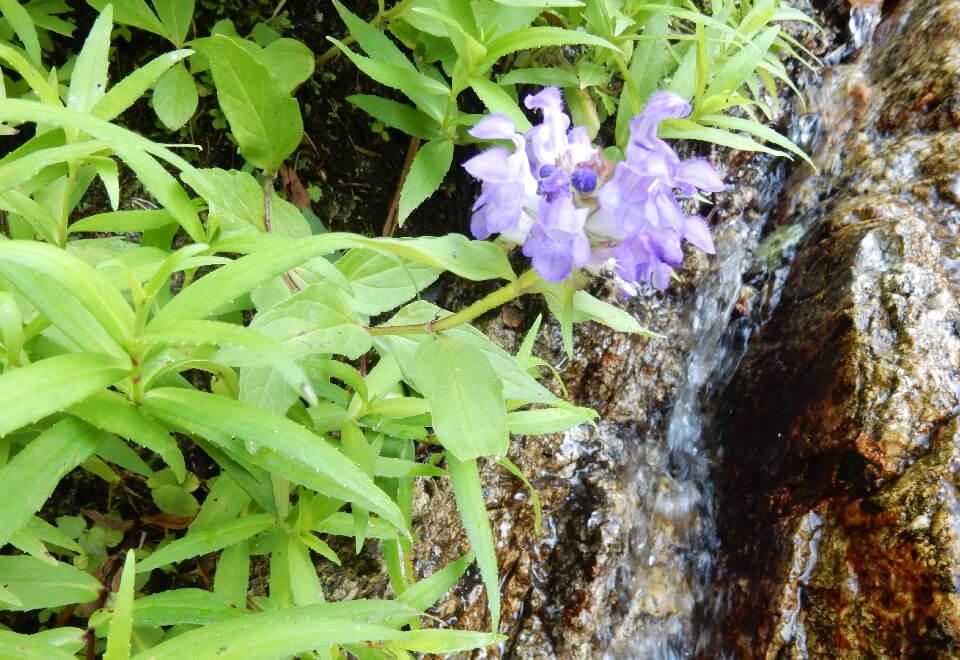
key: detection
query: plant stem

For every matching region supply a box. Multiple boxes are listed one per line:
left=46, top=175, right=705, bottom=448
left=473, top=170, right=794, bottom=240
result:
left=366, top=268, right=541, bottom=336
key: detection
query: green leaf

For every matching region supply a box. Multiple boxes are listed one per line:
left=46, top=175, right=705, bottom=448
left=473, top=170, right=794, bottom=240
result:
left=142, top=388, right=409, bottom=533
left=260, top=38, right=315, bottom=93
left=0, top=100, right=203, bottom=242
left=570, top=290, right=662, bottom=336
left=659, top=118, right=784, bottom=156
left=98, top=589, right=248, bottom=631
left=136, top=514, right=275, bottom=573
left=0, top=190, right=62, bottom=245
left=0, top=353, right=131, bottom=437
left=154, top=0, right=193, bottom=46
left=411, top=335, right=508, bottom=461
left=152, top=484, right=199, bottom=516
left=69, top=209, right=178, bottom=234
left=368, top=234, right=515, bottom=282
left=347, top=94, right=440, bottom=141
left=104, top=550, right=136, bottom=660
left=0, top=241, right=134, bottom=354
left=327, top=37, right=448, bottom=122
left=152, top=62, right=198, bottom=130
left=506, top=406, right=595, bottom=435
left=213, top=539, right=249, bottom=607
left=0, top=42, right=59, bottom=105
left=397, top=551, right=473, bottom=612
left=697, top=112, right=813, bottom=166
left=706, top=26, right=780, bottom=98
left=0, top=555, right=102, bottom=611
left=446, top=455, right=500, bottom=631
left=288, top=533, right=324, bottom=605
left=0, top=0, right=42, bottom=65
left=336, top=248, right=441, bottom=316
left=92, top=49, right=194, bottom=121
left=497, top=67, right=578, bottom=88
left=137, top=319, right=318, bottom=406
left=67, top=3, right=112, bottom=113
left=130, top=602, right=499, bottom=659
left=0, top=630, right=81, bottom=659
left=331, top=0, right=417, bottom=73
left=397, top=137, right=453, bottom=226
left=0, top=417, right=106, bottom=547
left=209, top=34, right=302, bottom=171
left=87, top=0, right=166, bottom=36
left=468, top=75, right=531, bottom=131
left=478, top=26, right=618, bottom=72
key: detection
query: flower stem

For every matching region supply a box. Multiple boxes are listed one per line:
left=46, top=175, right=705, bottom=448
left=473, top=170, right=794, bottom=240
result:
left=366, top=268, right=542, bottom=336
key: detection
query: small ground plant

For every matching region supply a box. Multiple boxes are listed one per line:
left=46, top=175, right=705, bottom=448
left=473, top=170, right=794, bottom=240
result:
left=0, top=0, right=814, bottom=657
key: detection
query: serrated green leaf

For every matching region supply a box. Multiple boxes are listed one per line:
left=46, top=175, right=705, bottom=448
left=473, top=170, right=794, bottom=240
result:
left=143, top=388, right=409, bottom=533
left=328, top=37, right=448, bottom=122
left=397, top=137, right=453, bottom=226
left=446, top=455, right=500, bottom=631
left=0, top=555, right=101, bottom=611
left=411, top=334, right=507, bottom=461
left=0, top=354, right=130, bottom=437
left=332, top=0, right=417, bottom=73
left=104, top=550, right=135, bottom=660
left=209, top=34, right=302, bottom=171
left=92, top=49, right=194, bottom=121
left=152, top=62, right=197, bottom=130
left=137, top=514, right=275, bottom=573
left=67, top=3, right=111, bottom=113
left=347, top=94, right=440, bottom=140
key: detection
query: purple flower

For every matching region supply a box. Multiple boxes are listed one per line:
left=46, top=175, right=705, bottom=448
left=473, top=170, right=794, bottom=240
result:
left=593, top=90, right=725, bottom=292
left=464, top=87, right=725, bottom=291
left=463, top=114, right=538, bottom=243
left=522, top=196, right=591, bottom=282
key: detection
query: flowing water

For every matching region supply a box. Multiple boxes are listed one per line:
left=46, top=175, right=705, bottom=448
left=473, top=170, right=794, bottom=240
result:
left=602, top=7, right=882, bottom=656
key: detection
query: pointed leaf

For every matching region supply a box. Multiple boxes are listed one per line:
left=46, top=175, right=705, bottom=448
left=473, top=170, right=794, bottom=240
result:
left=136, top=514, right=276, bottom=573
left=142, top=388, right=408, bottom=533
left=0, top=353, right=131, bottom=437
left=447, top=455, right=500, bottom=631
left=104, top=550, right=135, bottom=660
left=152, top=62, right=198, bottom=130
left=209, top=34, right=302, bottom=171
left=0, top=418, right=107, bottom=548
left=0, top=0, right=41, bottom=65
left=0, top=556, right=101, bottom=611
left=92, top=49, right=194, bottom=121
left=154, top=0, right=193, bottom=46
left=68, top=4, right=112, bottom=113
left=411, top=334, right=508, bottom=461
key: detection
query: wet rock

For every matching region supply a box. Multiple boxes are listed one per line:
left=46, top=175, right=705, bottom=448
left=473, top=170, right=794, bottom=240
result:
left=714, top=0, right=960, bottom=655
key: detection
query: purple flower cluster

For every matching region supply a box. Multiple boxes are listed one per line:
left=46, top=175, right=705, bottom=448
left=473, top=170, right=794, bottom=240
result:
left=463, top=88, right=725, bottom=295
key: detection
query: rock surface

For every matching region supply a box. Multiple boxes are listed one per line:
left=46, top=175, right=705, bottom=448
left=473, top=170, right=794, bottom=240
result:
left=713, top=0, right=960, bottom=656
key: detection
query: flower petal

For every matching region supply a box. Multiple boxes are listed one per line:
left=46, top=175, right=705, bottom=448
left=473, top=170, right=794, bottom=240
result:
left=683, top=215, right=716, bottom=254
left=675, top=158, right=725, bottom=194
left=468, top=114, right=517, bottom=140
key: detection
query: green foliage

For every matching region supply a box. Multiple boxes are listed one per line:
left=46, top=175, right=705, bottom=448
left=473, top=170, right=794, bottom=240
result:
left=0, top=0, right=817, bottom=655
left=0, top=3, right=663, bottom=655
left=330, top=0, right=817, bottom=222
